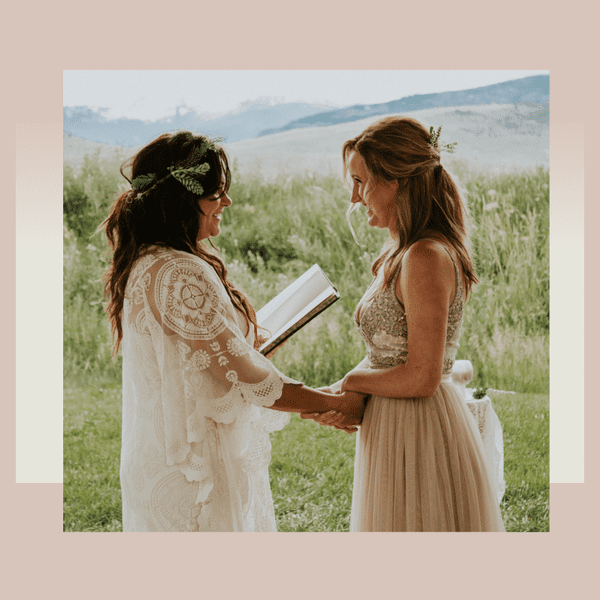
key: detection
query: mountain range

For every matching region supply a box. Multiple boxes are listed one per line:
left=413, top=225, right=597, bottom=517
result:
left=63, top=75, right=548, bottom=148
left=224, top=102, right=549, bottom=179
left=63, top=99, right=339, bottom=146
left=257, top=75, right=549, bottom=137
left=64, top=101, right=549, bottom=179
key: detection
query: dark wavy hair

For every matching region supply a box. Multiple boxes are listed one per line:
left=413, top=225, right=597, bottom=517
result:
left=101, top=131, right=260, bottom=355
left=342, top=116, right=478, bottom=296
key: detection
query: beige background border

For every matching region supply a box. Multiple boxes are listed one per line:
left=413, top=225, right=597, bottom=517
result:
left=3, top=1, right=596, bottom=597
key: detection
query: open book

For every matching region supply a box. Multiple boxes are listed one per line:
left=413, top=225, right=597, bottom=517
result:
left=256, top=264, right=340, bottom=355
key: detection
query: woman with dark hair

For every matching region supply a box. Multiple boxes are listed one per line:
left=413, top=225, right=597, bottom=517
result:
left=102, top=131, right=365, bottom=532
left=304, top=117, right=505, bottom=532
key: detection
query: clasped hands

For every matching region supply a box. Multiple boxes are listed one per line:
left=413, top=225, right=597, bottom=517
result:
left=300, top=375, right=367, bottom=434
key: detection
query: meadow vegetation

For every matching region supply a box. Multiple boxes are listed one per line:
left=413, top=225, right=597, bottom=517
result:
left=63, top=150, right=549, bottom=532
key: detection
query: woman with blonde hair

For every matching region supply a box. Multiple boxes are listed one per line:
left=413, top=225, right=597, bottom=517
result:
left=305, top=117, right=505, bottom=532
left=101, top=131, right=365, bottom=532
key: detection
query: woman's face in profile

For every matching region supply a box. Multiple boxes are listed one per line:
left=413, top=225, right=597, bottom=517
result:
left=197, top=171, right=232, bottom=241
left=348, top=151, right=399, bottom=234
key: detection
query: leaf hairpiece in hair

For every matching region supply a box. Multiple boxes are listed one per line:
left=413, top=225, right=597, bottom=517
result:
left=166, top=135, right=224, bottom=195
left=130, top=135, right=224, bottom=196
left=131, top=173, right=156, bottom=191
left=167, top=162, right=211, bottom=195
left=199, top=136, right=223, bottom=156
left=428, top=126, right=457, bottom=154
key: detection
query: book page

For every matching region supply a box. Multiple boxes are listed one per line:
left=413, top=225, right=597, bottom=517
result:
left=255, top=264, right=340, bottom=354
left=256, top=265, right=332, bottom=334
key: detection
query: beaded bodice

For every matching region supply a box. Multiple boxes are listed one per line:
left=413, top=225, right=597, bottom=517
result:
left=355, top=254, right=464, bottom=374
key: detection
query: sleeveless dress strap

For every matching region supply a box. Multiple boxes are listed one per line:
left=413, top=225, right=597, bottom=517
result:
left=383, top=238, right=463, bottom=307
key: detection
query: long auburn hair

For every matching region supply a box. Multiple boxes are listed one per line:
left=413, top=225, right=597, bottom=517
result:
left=342, top=116, right=478, bottom=296
left=101, top=131, right=260, bottom=355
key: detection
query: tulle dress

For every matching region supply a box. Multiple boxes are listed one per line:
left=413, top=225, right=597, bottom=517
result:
left=119, top=246, right=298, bottom=532
left=350, top=249, right=505, bottom=532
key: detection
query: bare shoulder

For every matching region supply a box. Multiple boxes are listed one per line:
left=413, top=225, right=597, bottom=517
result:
left=402, top=238, right=454, bottom=275
left=397, top=239, right=455, bottom=304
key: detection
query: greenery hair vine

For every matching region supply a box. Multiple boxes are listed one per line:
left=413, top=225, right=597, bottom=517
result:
left=130, top=136, right=224, bottom=197
left=428, top=126, right=457, bottom=154
left=131, top=174, right=156, bottom=191
left=167, top=162, right=210, bottom=195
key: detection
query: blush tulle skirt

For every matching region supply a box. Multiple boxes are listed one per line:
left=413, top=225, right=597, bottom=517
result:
left=350, top=379, right=505, bottom=532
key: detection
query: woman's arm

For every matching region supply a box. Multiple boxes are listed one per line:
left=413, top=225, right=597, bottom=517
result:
left=270, top=384, right=366, bottom=419
left=144, top=253, right=365, bottom=424
left=342, top=240, right=456, bottom=399
left=300, top=357, right=370, bottom=433
left=320, top=355, right=370, bottom=394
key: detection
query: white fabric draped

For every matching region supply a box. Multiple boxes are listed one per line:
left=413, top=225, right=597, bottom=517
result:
left=120, top=246, right=297, bottom=531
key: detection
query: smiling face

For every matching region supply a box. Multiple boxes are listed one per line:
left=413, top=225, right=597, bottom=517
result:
left=348, top=151, right=399, bottom=235
left=197, top=171, right=232, bottom=241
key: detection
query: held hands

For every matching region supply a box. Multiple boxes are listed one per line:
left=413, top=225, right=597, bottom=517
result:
left=300, top=389, right=367, bottom=434
left=306, top=408, right=359, bottom=434
left=316, top=379, right=343, bottom=395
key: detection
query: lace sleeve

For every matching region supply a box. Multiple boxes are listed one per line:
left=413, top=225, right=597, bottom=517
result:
left=122, top=248, right=299, bottom=519
left=132, top=251, right=296, bottom=458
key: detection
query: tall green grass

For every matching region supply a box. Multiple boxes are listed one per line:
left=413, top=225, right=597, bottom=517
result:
left=63, top=155, right=549, bottom=392
left=63, top=153, right=549, bottom=532
left=220, top=165, right=550, bottom=393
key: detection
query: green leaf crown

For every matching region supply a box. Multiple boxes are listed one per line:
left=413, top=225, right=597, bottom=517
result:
left=167, top=162, right=210, bottom=195
left=130, top=136, right=224, bottom=197
left=428, top=126, right=457, bottom=154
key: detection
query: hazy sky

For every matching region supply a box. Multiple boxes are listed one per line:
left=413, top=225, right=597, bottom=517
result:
left=63, top=70, right=549, bottom=121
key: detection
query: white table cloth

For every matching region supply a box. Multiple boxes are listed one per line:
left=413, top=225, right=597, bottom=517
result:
left=452, top=361, right=506, bottom=504
left=464, top=390, right=506, bottom=504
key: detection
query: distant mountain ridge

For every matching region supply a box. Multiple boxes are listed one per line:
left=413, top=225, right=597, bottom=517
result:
left=64, top=75, right=549, bottom=148
left=257, top=75, right=549, bottom=137
left=64, top=102, right=549, bottom=178
left=63, top=100, right=339, bottom=147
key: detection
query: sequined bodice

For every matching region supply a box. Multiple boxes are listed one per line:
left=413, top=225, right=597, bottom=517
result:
left=355, top=257, right=464, bottom=374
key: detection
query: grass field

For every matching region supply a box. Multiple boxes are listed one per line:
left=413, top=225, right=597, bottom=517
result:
left=63, top=153, right=549, bottom=532
left=63, top=382, right=548, bottom=532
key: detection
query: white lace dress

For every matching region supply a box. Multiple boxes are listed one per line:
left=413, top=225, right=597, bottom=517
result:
left=120, top=246, right=297, bottom=532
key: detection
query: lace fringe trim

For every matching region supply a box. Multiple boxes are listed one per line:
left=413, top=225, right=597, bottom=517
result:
left=169, top=369, right=289, bottom=506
